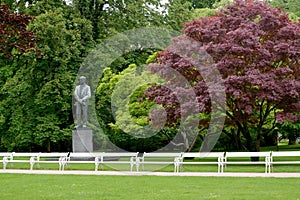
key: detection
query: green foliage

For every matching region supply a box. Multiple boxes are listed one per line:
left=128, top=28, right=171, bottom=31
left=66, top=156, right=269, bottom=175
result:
left=146, top=52, right=158, bottom=64
left=213, top=0, right=233, bottom=8
left=188, top=0, right=233, bottom=20
left=270, top=0, right=300, bottom=21
left=0, top=2, right=94, bottom=152
left=1, top=0, right=253, bottom=152
left=74, top=0, right=190, bottom=41
left=164, top=0, right=193, bottom=31
left=182, top=0, right=221, bottom=9
left=191, top=8, right=217, bottom=19
left=277, top=121, right=300, bottom=145
left=96, top=58, right=171, bottom=152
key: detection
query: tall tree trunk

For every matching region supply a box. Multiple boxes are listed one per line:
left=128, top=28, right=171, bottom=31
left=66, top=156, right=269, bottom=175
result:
left=233, top=128, right=243, bottom=150
left=251, top=131, right=261, bottom=161
left=47, top=140, right=51, bottom=152
left=256, top=131, right=261, bottom=152
left=241, top=127, right=260, bottom=161
left=242, top=128, right=253, bottom=151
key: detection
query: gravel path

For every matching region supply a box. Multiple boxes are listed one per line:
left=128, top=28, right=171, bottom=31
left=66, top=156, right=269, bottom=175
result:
left=1, top=169, right=300, bottom=178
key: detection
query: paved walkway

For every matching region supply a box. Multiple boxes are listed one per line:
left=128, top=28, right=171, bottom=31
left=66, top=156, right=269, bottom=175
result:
left=1, top=169, right=300, bottom=177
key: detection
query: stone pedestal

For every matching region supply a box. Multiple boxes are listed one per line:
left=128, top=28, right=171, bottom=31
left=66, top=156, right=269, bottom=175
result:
left=72, top=128, right=93, bottom=152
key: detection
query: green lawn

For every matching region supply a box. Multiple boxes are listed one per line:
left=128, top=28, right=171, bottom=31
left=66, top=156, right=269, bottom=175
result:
left=0, top=174, right=299, bottom=200
left=261, top=144, right=300, bottom=151
left=1, top=146, right=300, bottom=199
left=0, top=174, right=300, bottom=200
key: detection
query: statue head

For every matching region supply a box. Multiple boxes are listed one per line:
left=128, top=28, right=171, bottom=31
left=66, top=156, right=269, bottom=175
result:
left=79, top=76, right=86, bottom=85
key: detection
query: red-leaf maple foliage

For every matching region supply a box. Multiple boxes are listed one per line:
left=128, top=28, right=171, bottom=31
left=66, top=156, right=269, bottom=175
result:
left=145, top=0, right=300, bottom=151
left=0, top=5, right=36, bottom=58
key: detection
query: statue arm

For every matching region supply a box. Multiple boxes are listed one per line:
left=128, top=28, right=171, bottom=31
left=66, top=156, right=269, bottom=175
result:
left=81, top=86, right=91, bottom=101
left=74, top=87, right=81, bottom=102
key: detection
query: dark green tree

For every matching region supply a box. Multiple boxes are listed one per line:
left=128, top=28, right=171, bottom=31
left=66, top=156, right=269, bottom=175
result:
left=270, top=0, right=300, bottom=20
left=0, top=3, right=94, bottom=152
left=182, top=0, right=221, bottom=9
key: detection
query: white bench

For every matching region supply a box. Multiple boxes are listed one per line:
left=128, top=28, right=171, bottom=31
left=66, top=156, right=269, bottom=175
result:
left=61, top=152, right=101, bottom=171
left=2, top=152, right=70, bottom=170
left=2, top=152, right=40, bottom=170
left=0, top=153, right=12, bottom=160
left=35, top=152, right=70, bottom=170
left=139, top=152, right=182, bottom=172
left=179, top=152, right=224, bottom=173
left=96, top=152, right=139, bottom=171
left=269, top=151, right=300, bottom=173
left=0, top=152, right=13, bottom=169
left=59, top=152, right=139, bottom=171
left=222, top=151, right=271, bottom=173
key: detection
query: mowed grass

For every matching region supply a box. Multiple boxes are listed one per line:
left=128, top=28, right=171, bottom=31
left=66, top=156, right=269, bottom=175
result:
left=0, top=174, right=300, bottom=200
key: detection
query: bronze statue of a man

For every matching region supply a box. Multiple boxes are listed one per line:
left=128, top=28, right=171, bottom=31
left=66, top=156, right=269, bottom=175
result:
left=74, top=76, right=91, bottom=128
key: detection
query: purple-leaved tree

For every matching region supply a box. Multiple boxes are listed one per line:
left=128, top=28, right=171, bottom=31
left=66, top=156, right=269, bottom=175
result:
left=144, top=0, right=300, bottom=153
left=0, top=5, right=37, bottom=58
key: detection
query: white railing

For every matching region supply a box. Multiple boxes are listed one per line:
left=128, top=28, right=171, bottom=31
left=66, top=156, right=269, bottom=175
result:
left=2, top=151, right=300, bottom=174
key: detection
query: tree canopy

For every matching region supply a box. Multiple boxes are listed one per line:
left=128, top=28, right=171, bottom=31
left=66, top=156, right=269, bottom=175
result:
left=0, top=0, right=193, bottom=152
left=143, top=0, right=300, bottom=152
left=1, top=0, right=299, bottom=152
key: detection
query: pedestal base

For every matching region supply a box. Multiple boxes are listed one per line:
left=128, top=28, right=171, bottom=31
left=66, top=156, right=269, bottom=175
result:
left=72, top=128, right=93, bottom=152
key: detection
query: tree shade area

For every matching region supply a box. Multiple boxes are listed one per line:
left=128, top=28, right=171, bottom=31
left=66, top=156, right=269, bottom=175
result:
left=0, top=0, right=299, bottom=152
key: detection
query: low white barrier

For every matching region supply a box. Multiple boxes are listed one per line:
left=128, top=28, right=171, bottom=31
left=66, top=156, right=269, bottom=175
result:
left=269, top=151, right=300, bottom=172
left=222, top=152, right=271, bottom=173
left=2, top=151, right=300, bottom=174
left=139, top=152, right=182, bottom=172
left=179, top=152, right=224, bottom=173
